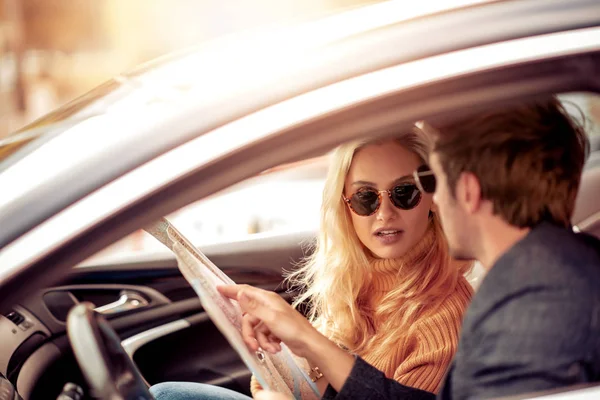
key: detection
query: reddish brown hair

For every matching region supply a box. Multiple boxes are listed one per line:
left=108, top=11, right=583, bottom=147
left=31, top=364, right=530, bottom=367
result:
left=431, top=97, right=588, bottom=229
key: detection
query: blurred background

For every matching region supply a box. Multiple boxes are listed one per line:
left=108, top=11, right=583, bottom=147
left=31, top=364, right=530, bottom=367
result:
left=0, top=0, right=376, bottom=260
left=1, top=0, right=599, bottom=263
left=0, top=0, right=372, bottom=261
left=0, top=0, right=371, bottom=138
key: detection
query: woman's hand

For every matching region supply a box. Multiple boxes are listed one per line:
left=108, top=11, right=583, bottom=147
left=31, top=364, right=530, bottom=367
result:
left=218, top=284, right=319, bottom=358
left=217, top=284, right=356, bottom=393
left=254, top=391, right=293, bottom=400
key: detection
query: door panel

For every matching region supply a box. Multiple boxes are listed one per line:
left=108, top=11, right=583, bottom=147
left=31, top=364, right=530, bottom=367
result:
left=133, top=315, right=253, bottom=395
left=11, top=231, right=311, bottom=399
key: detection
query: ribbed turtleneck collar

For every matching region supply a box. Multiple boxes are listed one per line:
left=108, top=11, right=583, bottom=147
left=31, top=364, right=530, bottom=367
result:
left=367, top=221, right=436, bottom=292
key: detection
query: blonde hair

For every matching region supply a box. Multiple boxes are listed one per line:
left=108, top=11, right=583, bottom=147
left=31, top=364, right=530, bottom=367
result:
left=287, top=128, right=471, bottom=357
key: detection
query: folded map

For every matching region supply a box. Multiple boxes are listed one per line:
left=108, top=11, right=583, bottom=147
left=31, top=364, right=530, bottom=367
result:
left=144, top=217, right=320, bottom=400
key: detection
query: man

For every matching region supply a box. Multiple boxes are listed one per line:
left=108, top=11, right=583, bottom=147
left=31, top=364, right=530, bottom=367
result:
left=219, top=97, right=600, bottom=399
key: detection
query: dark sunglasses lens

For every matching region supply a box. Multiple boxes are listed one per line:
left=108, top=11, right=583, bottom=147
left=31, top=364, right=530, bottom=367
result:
left=391, top=184, right=421, bottom=209
left=417, top=165, right=436, bottom=193
left=350, top=190, right=380, bottom=216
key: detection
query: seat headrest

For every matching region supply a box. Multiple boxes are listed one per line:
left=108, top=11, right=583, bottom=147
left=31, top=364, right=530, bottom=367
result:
left=589, top=135, right=600, bottom=153
left=573, top=162, right=600, bottom=237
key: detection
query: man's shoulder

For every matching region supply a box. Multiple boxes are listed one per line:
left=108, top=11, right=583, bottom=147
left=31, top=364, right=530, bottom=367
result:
left=502, top=223, right=600, bottom=280
left=532, top=223, right=600, bottom=254
left=466, top=224, right=600, bottom=326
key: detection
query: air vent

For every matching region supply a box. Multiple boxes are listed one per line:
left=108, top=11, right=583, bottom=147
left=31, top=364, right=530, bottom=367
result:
left=5, top=311, right=24, bottom=326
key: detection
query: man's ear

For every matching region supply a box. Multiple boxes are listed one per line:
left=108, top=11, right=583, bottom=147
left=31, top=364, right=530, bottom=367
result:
left=456, top=171, right=482, bottom=214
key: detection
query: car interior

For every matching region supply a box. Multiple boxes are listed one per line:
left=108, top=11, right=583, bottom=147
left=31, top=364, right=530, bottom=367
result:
left=0, top=0, right=599, bottom=388
left=0, top=91, right=597, bottom=400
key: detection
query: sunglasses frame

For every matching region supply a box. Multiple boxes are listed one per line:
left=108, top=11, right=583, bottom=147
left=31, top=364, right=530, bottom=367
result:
left=342, top=183, right=422, bottom=216
left=413, top=168, right=436, bottom=194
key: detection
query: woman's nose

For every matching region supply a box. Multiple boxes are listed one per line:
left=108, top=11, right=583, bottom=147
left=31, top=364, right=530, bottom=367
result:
left=376, top=192, right=397, bottom=221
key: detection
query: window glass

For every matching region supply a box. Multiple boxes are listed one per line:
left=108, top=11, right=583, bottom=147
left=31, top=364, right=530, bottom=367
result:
left=88, top=158, right=327, bottom=263
left=86, top=93, right=600, bottom=264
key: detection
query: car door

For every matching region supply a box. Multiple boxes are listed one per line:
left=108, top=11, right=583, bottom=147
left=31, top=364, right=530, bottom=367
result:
left=11, top=234, right=302, bottom=398
left=5, top=160, right=325, bottom=399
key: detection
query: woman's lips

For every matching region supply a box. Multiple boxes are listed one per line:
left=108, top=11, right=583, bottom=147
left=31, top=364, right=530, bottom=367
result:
left=374, top=230, right=404, bottom=245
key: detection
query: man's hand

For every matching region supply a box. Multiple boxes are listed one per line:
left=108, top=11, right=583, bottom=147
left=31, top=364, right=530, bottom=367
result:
left=218, top=284, right=319, bottom=358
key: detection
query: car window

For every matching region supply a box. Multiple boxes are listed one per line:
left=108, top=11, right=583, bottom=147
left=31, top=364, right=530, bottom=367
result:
left=88, top=157, right=327, bottom=263
left=88, top=93, right=600, bottom=264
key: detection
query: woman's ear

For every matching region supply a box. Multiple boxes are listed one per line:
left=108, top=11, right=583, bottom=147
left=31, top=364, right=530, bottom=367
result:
left=430, top=203, right=439, bottom=214
left=429, top=202, right=438, bottom=218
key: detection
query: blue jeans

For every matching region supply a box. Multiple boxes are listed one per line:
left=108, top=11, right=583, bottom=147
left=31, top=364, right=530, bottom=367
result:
left=150, top=382, right=252, bottom=400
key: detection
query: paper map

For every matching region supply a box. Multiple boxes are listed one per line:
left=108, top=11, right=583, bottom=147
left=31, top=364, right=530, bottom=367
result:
left=144, top=217, right=320, bottom=399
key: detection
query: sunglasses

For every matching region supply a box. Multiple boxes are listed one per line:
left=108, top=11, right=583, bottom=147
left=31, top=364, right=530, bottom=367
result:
left=343, top=165, right=437, bottom=217
left=413, top=164, right=436, bottom=194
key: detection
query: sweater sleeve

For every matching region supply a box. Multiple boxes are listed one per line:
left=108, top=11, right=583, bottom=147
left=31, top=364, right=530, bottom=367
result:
left=393, top=308, right=462, bottom=393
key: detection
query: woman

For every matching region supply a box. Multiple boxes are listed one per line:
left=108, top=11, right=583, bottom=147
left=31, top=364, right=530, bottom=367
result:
left=151, top=128, right=472, bottom=399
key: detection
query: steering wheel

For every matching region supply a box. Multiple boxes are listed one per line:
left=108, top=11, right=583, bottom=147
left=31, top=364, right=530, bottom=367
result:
left=66, top=302, right=154, bottom=400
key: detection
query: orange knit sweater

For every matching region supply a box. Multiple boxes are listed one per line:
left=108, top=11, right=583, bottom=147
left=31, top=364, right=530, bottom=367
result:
left=360, top=258, right=472, bottom=393
left=251, top=225, right=473, bottom=396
